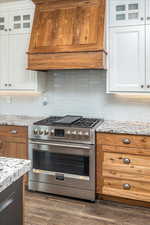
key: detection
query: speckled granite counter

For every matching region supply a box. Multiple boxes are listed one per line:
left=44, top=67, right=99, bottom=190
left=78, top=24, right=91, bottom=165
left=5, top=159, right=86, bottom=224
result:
left=0, top=157, right=31, bottom=192
left=0, top=115, right=43, bottom=126
left=96, top=120, right=150, bottom=136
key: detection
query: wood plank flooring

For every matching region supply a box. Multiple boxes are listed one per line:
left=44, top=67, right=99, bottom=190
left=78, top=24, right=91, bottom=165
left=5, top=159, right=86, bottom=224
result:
left=24, top=191, right=150, bottom=225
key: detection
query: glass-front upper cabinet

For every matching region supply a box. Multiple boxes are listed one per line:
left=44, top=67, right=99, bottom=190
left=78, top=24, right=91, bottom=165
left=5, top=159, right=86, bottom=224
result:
left=109, top=0, right=145, bottom=27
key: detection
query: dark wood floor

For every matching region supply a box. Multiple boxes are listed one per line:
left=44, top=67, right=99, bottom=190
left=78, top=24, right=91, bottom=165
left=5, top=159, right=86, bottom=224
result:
left=25, top=191, right=150, bottom=225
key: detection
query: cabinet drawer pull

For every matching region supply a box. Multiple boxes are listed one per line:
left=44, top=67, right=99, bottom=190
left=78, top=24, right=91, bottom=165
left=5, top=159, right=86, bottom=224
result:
left=9, top=130, right=17, bottom=134
left=123, top=183, right=131, bottom=190
left=147, top=17, right=150, bottom=20
left=122, top=138, right=131, bottom=144
left=123, top=158, right=131, bottom=164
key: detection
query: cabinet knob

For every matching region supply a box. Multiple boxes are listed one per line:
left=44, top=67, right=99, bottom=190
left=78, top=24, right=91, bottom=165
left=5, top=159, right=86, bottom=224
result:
left=122, top=138, right=131, bottom=144
left=147, top=17, right=150, bottom=20
left=123, top=183, right=131, bottom=190
left=123, top=158, right=131, bottom=164
left=8, top=84, right=12, bottom=87
left=147, top=85, right=150, bottom=88
left=9, top=130, right=17, bottom=134
left=4, top=29, right=7, bottom=32
left=4, top=84, right=8, bottom=87
left=141, top=85, right=144, bottom=88
left=8, top=28, right=12, bottom=31
left=140, top=17, right=144, bottom=21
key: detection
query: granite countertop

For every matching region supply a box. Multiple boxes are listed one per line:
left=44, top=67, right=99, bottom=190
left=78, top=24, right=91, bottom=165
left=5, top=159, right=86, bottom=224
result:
left=0, top=157, right=31, bottom=193
left=0, top=115, right=44, bottom=126
left=96, top=120, right=150, bottom=136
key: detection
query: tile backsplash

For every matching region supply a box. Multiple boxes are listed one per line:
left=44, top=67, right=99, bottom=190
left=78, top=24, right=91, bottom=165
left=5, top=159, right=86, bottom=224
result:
left=1, top=70, right=150, bottom=122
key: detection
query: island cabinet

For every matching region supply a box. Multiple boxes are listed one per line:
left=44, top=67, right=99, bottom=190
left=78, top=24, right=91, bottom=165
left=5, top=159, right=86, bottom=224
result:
left=0, top=126, right=28, bottom=184
left=0, top=178, right=23, bottom=225
left=96, top=133, right=150, bottom=205
left=28, top=0, right=106, bottom=70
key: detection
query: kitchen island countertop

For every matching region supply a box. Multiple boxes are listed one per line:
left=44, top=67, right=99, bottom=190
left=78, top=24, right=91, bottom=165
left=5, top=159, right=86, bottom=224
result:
left=96, top=120, right=150, bottom=136
left=0, top=157, right=31, bottom=193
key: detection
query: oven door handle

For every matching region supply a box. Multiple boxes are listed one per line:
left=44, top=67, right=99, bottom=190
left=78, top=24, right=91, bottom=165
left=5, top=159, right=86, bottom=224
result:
left=29, top=141, right=91, bottom=150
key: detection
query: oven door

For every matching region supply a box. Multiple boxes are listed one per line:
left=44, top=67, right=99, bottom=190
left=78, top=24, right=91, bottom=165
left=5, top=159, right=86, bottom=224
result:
left=29, top=140, right=95, bottom=190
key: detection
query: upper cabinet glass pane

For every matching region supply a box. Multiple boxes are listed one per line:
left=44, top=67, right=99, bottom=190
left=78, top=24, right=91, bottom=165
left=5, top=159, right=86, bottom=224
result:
left=0, top=17, right=4, bottom=23
left=116, top=5, right=126, bottom=12
left=0, top=25, right=4, bottom=30
left=14, top=16, right=21, bottom=22
left=128, top=12, right=138, bottom=19
left=128, top=3, right=138, bottom=10
left=23, top=15, right=30, bottom=21
left=116, top=14, right=126, bottom=20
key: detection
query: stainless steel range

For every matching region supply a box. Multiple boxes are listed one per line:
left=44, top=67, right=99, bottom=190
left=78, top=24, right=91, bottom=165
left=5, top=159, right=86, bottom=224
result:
left=28, top=115, right=103, bottom=201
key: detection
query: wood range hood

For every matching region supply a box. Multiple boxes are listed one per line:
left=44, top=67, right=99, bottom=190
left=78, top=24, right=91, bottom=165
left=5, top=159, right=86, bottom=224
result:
left=27, top=0, right=106, bottom=70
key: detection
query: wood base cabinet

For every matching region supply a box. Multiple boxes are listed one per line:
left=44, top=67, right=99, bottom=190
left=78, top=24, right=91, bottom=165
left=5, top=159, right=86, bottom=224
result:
left=96, top=133, right=150, bottom=204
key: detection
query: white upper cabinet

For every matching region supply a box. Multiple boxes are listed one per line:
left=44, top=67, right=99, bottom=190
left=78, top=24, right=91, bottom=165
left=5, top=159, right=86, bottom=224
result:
left=108, top=26, right=145, bottom=92
left=8, top=9, right=36, bottom=90
left=107, top=0, right=150, bottom=93
left=0, top=1, right=45, bottom=93
left=109, top=0, right=145, bottom=27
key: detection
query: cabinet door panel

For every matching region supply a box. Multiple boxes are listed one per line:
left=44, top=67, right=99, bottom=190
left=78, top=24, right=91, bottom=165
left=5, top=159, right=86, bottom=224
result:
left=146, top=25, right=150, bottom=89
left=0, top=34, right=9, bottom=89
left=36, top=7, right=75, bottom=48
left=109, top=26, right=145, bottom=92
left=29, top=0, right=105, bottom=53
left=8, top=33, right=36, bottom=90
left=146, top=0, right=150, bottom=24
left=109, top=0, right=145, bottom=27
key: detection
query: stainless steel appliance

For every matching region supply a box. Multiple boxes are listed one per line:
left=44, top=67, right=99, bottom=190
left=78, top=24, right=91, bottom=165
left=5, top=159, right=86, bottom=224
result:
left=28, top=115, right=103, bottom=201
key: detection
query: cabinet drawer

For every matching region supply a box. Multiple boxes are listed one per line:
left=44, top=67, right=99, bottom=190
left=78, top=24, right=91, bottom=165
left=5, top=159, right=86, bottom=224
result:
left=103, top=178, right=150, bottom=202
left=0, top=126, right=27, bottom=138
left=97, top=133, right=150, bottom=149
left=103, top=152, right=150, bottom=182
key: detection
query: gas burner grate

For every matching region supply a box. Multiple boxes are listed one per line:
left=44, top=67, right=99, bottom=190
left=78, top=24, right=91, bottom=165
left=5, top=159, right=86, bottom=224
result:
left=73, top=118, right=101, bottom=128
left=34, top=116, right=62, bottom=125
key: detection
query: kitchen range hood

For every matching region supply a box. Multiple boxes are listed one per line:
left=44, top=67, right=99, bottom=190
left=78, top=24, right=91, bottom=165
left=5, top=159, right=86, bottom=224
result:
left=27, top=0, right=106, bottom=70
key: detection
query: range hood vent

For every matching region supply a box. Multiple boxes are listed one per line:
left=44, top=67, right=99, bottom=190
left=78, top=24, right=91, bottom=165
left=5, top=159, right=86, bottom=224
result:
left=28, top=0, right=106, bottom=70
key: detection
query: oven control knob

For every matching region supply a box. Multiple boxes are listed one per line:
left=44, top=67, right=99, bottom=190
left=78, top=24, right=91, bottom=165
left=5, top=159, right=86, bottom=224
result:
left=72, top=131, right=77, bottom=135
left=51, top=129, right=54, bottom=135
left=44, top=130, right=49, bottom=135
left=66, top=130, right=71, bottom=135
left=78, top=131, right=83, bottom=136
left=84, top=132, right=89, bottom=136
left=33, top=129, right=38, bottom=135
left=39, top=129, right=44, bottom=135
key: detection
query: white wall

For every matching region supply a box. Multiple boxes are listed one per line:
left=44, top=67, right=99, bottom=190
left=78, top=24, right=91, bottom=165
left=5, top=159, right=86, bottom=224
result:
left=1, top=70, right=150, bottom=122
